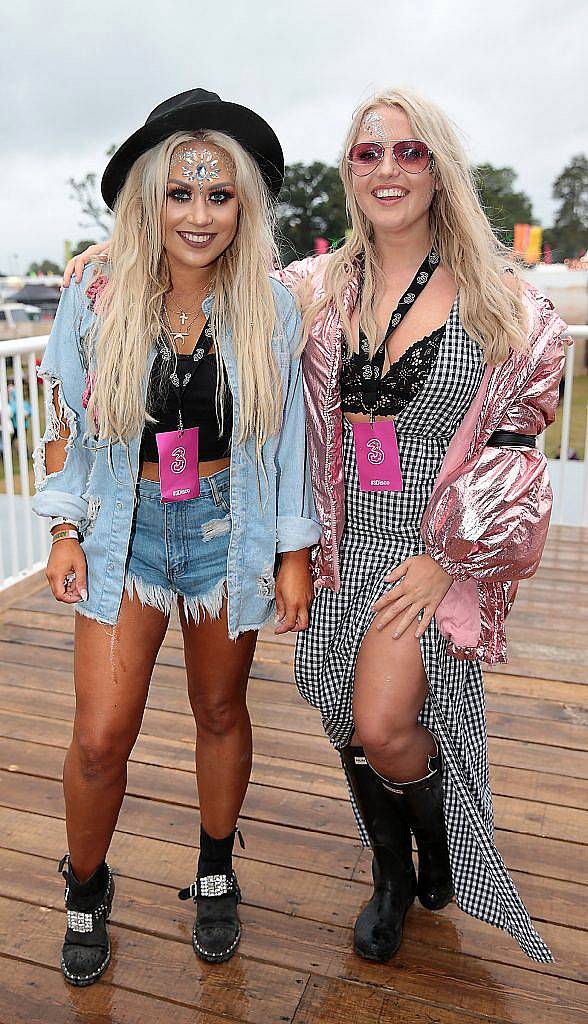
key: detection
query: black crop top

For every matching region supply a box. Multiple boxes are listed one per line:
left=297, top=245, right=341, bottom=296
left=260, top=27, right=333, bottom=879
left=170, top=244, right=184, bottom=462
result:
left=340, top=327, right=444, bottom=417
left=141, top=339, right=233, bottom=464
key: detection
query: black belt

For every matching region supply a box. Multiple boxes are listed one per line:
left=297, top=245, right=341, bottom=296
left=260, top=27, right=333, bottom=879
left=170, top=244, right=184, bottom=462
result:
left=487, top=430, right=536, bottom=449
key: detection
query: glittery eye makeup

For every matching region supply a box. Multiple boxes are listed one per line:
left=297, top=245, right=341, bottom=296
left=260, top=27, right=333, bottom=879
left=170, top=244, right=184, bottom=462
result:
left=208, top=189, right=235, bottom=204
left=166, top=183, right=236, bottom=205
left=167, top=186, right=192, bottom=203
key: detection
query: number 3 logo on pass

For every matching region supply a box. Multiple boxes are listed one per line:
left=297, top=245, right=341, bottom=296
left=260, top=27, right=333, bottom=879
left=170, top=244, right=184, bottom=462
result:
left=171, top=446, right=187, bottom=474
left=352, top=421, right=403, bottom=492
left=366, top=437, right=385, bottom=465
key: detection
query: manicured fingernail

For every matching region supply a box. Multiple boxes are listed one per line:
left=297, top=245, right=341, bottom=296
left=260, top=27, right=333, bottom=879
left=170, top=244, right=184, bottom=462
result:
left=80, top=588, right=88, bottom=601
left=393, top=631, right=399, bottom=639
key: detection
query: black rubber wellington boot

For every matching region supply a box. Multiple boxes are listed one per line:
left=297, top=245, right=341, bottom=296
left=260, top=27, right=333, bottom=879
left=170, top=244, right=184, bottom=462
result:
left=341, top=746, right=417, bottom=962
left=178, top=826, right=244, bottom=963
left=380, top=746, right=454, bottom=911
left=59, top=854, right=114, bottom=987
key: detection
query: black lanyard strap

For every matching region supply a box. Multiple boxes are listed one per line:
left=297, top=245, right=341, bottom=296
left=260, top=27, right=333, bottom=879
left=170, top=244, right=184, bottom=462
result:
left=352, top=248, right=440, bottom=416
left=165, top=320, right=213, bottom=432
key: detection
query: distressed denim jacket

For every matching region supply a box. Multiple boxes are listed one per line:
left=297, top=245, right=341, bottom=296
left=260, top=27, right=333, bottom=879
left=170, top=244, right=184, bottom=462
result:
left=32, top=267, right=321, bottom=637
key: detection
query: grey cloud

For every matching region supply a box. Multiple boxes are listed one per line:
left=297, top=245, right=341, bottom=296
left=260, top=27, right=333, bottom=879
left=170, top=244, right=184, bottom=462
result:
left=1, top=0, right=586, bottom=269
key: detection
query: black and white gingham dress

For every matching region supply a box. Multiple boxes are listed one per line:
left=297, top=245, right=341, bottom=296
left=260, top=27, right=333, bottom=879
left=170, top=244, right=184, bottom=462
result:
left=295, top=299, right=552, bottom=962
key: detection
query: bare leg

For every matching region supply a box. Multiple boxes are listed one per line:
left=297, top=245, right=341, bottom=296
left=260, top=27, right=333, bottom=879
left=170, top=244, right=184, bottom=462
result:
left=353, top=622, right=435, bottom=782
left=63, top=594, right=169, bottom=881
left=181, top=600, right=257, bottom=838
left=352, top=617, right=453, bottom=915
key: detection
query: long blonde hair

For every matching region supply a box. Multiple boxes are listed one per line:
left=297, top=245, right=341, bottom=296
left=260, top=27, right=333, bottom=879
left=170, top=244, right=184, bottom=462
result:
left=302, top=88, right=527, bottom=364
left=86, top=130, right=282, bottom=454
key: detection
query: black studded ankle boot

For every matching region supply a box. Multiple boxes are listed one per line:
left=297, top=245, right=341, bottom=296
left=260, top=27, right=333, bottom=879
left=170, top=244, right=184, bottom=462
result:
left=341, top=747, right=417, bottom=962
left=178, top=826, right=244, bottom=963
left=59, top=854, right=114, bottom=986
left=378, top=743, right=454, bottom=911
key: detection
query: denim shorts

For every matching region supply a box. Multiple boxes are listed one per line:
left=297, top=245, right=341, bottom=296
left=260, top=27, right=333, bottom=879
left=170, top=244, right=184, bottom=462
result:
left=124, top=467, right=231, bottom=623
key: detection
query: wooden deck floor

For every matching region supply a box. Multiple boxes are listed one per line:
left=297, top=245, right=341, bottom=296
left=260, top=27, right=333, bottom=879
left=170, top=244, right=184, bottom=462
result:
left=0, top=525, right=586, bottom=1023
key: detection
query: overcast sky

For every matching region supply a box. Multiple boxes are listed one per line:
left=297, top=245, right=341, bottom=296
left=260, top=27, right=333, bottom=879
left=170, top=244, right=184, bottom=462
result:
left=1, top=0, right=586, bottom=273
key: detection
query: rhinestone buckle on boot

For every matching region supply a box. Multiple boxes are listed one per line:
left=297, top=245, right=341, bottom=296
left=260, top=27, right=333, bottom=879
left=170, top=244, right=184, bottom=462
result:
left=66, top=910, right=95, bottom=933
left=64, top=868, right=113, bottom=933
left=178, top=871, right=240, bottom=901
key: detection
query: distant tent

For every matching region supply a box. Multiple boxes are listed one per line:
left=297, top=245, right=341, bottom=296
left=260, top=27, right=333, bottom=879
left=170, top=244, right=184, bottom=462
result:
left=8, top=283, right=61, bottom=314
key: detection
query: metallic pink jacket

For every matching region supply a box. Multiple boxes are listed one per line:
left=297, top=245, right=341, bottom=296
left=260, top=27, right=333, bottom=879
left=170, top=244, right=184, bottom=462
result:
left=277, top=255, right=569, bottom=665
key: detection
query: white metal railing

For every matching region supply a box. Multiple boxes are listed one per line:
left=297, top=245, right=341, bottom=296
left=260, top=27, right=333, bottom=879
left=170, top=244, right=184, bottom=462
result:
left=0, top=336, right=52, bottom=590
left=1, top=327, right=587, bottom=591
left=552, top=326, right=588, bottom=526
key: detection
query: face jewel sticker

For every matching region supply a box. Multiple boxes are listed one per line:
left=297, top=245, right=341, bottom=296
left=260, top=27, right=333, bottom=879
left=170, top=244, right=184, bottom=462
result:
left=174, top=147, right=222, bottom=194
left=362, top=111, right=386, bottom=140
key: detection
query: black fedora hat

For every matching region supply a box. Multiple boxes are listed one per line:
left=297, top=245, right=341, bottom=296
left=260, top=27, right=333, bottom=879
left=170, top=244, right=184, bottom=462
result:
left=101, top=88, right=284, bottom=209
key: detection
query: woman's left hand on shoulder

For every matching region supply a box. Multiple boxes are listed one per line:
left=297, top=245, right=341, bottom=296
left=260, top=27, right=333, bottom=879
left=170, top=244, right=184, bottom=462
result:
left=371, top=554, right=453, bottom=639
left=274, top=549, right=314, bottom=634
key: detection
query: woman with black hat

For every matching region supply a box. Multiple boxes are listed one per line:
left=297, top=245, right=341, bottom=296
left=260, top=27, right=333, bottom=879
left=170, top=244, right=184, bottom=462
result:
left=33, top=89, right=320, bottom=985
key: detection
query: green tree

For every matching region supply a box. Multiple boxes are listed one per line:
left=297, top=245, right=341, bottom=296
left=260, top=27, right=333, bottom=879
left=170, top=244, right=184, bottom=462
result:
left=549, top=154, right=588, bottom=260
left=277, top=162, right=347, bottom=261
left=475, top=164, right=534, bottom=245
left=72, top=239, right=97, bottom=257
left=26, top=259, right=62, bottom=275
left=68, top=145, right=116, bottom=236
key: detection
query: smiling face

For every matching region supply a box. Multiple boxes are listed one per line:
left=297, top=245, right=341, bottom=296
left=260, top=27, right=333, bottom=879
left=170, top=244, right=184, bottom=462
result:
left=163, top=140, right=239, bottom=273
left=350, top=105, right=436, bottom=241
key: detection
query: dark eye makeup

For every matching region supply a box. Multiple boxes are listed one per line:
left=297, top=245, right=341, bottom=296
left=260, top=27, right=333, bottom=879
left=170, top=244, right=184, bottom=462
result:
left=167, top=187, right=192, bottom=203
left=166, top=187, right=236, bottom=205
left=209, top=189, right=235, bottom=204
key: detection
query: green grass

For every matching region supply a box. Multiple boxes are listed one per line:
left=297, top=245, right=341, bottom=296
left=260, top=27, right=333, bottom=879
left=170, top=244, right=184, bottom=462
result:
left=545, top=374, right=588, bottom=460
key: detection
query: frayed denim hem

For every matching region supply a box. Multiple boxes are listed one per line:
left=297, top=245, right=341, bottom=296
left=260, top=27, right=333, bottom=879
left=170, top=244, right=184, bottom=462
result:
left=124, top=573, right=227, bottom=624
left=73, top=603, right=113, bottom=625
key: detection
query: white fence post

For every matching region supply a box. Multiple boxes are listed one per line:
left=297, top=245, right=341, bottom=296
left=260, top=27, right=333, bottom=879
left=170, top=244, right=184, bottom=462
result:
left=554, top=343, right=575, bottom=525
left=0, top=335, right=51, bottom=591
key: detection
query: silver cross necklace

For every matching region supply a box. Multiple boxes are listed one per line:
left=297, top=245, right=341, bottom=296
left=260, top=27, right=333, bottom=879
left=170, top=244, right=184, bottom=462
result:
left=162, top=302, right=202, bottom=350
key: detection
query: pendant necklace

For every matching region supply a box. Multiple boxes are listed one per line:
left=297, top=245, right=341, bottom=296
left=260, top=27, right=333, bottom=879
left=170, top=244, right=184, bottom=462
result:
left=162, top=302, right=201, bottom=350
left=167, top=280, right=213, bottom=327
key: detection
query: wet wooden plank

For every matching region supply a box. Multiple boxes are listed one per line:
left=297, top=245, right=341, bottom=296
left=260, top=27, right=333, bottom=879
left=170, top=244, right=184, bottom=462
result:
left=4, top=651, right=588, bottom=732
left=3, top=715, right=588, bottom=817
left=0, top=894, right=308, bottom=1024
left=2, top=673, right=588, bottom=762
left=1, top=807, right=584, bottom=981
left=2, top=738, right=586, bottom=844
left=291, top=974, right=588, bottom=1024
left=2, top=851, right=586, bottom=1024
left=0, top=954, right=239, bottom=1024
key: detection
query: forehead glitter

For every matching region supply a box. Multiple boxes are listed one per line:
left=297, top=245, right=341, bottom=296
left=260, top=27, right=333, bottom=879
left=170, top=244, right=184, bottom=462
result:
left=362, top=111, right=386, bottom=140
left=173, top=146, right=232, bottom=194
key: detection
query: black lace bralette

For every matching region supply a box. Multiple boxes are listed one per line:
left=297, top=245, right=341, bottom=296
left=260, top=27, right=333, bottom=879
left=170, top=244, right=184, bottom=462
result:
left=340, top=327, right=444, bottom=417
